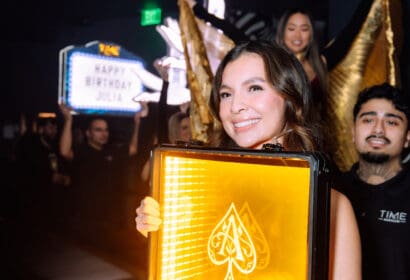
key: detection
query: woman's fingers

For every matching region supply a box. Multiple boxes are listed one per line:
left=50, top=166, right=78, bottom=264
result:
left=135, top=214, right=162, bottom=230
left=142, top=196, right=160, bottom=212
left=135, top=196, right=162, bottom=237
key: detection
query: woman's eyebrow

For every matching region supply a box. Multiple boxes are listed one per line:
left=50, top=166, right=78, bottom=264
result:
left=243, top=77, right=266, bottom=85
left=220, top=77, right=265, bottom=90
left=219, top=84, right=232, bottom=91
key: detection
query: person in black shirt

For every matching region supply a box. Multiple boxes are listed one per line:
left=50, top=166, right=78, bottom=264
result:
left=337, top=83, right=410, bottom=280
left=15, top=116, right=70, bottom=223
left=59, top=104, right=147, bottom=229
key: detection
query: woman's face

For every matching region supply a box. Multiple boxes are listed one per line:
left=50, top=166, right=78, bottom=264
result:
left=178, top=117, right=191, bottom=142
left=218, top=52, right=287, bottom=149
left=284, top=13, right=312, bottom=55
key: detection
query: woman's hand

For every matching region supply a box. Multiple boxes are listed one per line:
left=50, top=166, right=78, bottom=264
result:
left=153, top=58, right=170, bottom=82
left=135, top=196, right=162, bottom=237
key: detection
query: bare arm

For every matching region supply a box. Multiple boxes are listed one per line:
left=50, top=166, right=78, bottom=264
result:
left=329, top=189, right=362, bottom=280
left=59, top=104, right=74, bottom=160
left=129, top=102, right=149, bottom=156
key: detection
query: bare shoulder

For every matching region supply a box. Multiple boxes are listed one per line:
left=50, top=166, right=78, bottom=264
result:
left=330, top=189, right=349, bottom=205
left=330, top=189, right=354, bottom=218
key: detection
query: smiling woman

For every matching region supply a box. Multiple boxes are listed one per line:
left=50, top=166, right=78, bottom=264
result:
left=136, top=40, right=361, bottom=280
left=216, top=52, right=287, bottom=149
left=210, top=40, right=318, bottom=151
left=276, top=8, right=328, bottom=109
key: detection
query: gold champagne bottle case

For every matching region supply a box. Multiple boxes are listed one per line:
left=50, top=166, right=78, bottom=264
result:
left=147, top=144, right=331, bottom=280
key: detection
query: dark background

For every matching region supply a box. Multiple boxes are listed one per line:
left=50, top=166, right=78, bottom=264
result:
left=0, top=0, right=409, bottom=121
left=0, top=1, right=408, bottom=278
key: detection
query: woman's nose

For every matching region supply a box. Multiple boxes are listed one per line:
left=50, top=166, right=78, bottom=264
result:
left=292, top=29, right=301, bottom=38
left=230, top=95, right=247, bottom=114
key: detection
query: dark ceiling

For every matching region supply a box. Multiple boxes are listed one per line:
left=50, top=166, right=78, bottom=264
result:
left=1, top=0, right=330, bottom=120
left=2, top=0, right=329, bottom=44
left=1, top=0, right=408, bottom=120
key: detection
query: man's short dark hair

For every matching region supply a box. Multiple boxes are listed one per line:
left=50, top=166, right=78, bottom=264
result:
left=353, top=83, right=410, bottom=128
left=86, top=116, right=107, bottom=130
left=37, top=117, right=57, bottom=127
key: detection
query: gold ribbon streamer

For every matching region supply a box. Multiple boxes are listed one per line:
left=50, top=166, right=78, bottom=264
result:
left=178, top=0, right=234, bottom=144
left=178, top=0, right=215, bottom=144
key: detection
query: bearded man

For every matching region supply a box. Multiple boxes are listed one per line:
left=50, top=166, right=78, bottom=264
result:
left=337, top=83, right=410, bottom=280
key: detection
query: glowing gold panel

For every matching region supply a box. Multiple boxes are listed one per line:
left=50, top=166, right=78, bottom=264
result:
left=148, top=146, right=329, bottom=280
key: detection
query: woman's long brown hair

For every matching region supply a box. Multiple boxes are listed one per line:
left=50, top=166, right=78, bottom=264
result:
left=210, top=40, right=321, bottom=152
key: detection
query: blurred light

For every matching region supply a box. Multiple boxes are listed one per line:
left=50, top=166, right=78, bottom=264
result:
left=38, top=112, right=56, bottom=118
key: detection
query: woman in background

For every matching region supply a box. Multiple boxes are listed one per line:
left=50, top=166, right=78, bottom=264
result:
left=167, top=111, right=191, bottom=144
left=276, top=8, right=328, bottom=111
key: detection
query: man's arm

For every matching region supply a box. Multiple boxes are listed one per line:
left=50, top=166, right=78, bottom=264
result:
left=186, top=0, right=249, bottom=44
left=129, top=102, right=149, bottom=156
left=154, top=58, right=170, bottom=144
left=59, top=104, right=74, bottom=160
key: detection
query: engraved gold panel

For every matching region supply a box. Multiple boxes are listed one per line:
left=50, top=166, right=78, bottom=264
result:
left=148, top=147, right=328, bottom=280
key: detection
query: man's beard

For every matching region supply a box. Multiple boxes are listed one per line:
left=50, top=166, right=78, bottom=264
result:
left=359, top=152, right=390, bottom=164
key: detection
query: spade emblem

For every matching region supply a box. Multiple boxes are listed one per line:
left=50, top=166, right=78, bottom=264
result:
left=208, top=203, right=257, bottom=280
left=239, top=202, right=270, bottom=270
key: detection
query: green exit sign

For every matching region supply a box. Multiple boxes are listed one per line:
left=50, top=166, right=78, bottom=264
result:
left=141, top=8, right=162, bottom=26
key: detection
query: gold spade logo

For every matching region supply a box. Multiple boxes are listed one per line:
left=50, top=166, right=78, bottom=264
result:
left=208, top=203, right=257, bottom=280
left=239, top=202, right=270, bottom=269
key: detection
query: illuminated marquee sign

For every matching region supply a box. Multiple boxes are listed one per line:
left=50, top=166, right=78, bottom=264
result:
left=59, top=41, right=146, bottom=116
left=148, top=145, right=331, bottom=280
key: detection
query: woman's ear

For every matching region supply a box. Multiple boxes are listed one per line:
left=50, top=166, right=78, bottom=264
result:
left=404, top=130, right=410, bottom=148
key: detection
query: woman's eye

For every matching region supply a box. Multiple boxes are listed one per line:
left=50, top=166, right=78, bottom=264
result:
left=219, top=92, right=231, bottom=99
left=249, top=85, right=263, bottom=92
